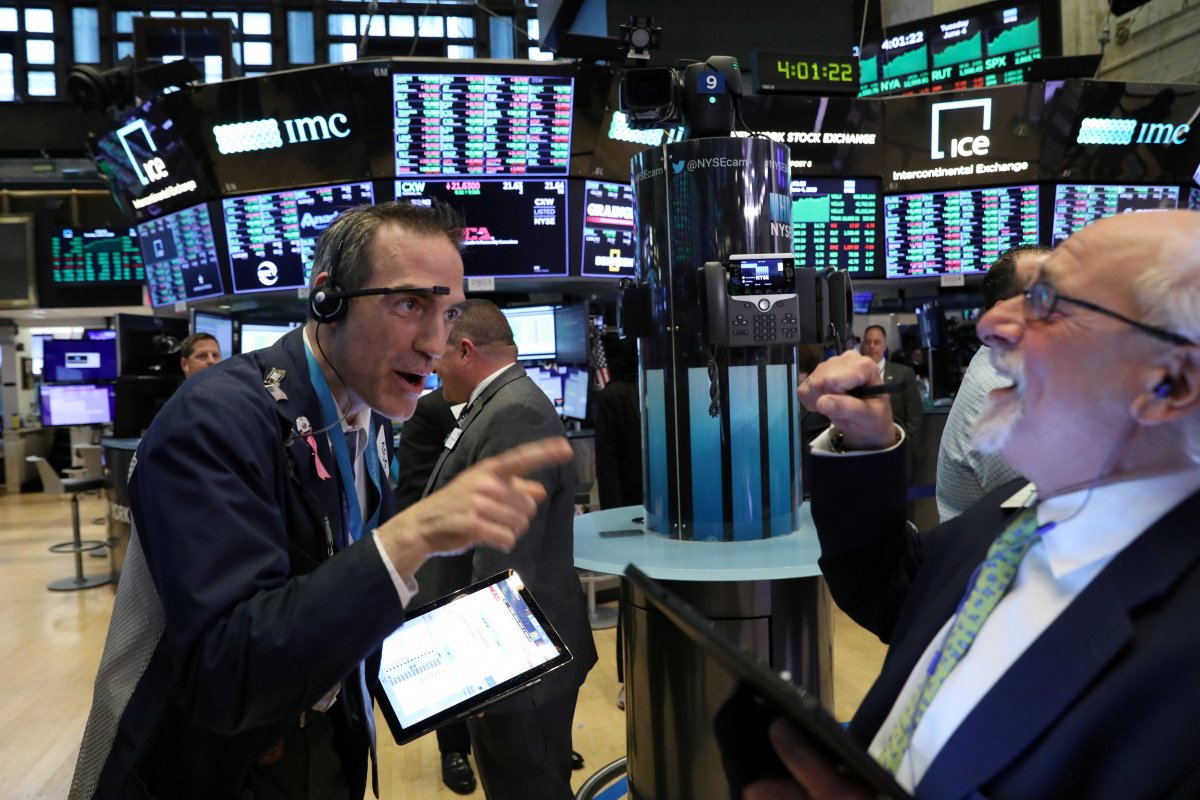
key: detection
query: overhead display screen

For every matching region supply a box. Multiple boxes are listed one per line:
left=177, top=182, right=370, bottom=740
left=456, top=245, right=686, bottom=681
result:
left=393, top=72, right=573, bottom=177
left=136, top=202, right=225, bottom=307
left=859, top=2, right=1043, bottom=97
left=396, top=179, right=568, bottom=278
left=790, top=178, right=881, bottom=275
left=580, top=180, right=635, bottom=278
left=223, top=181, right=375, bottom=294
left=884, top=184, right=1039, bottom=278
left=1051, top=184, right=1180, bottom=246
left=49, top=227, right=145, bottom=285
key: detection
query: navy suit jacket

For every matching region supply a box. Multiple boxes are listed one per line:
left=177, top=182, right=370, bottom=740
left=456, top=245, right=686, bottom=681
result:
left=811, top=442, right=1200, bottom=799
left=92, top=329, right=406, bottom=799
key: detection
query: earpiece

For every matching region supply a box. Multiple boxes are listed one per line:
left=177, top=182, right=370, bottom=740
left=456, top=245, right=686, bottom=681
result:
left=1154, top=377, right=1173, bottom=399
left=307, top=225, right=352, bottom=323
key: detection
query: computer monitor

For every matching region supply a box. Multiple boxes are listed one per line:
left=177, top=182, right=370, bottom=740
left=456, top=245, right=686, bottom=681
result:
left=554, top=303, right=589, bottom=365
left=112, top=375, right=182, bottom=438
left=191, top=309, right=234, bottom=360
left=1051, top=184, right=1180, bottom=246
left=501, top=305, right=557, bottom=361
left=791, top=178, right=882, bottom=275
left=239, top=321, right=301, bottom=354
left=136, top=202, right=225, bottom=307
left=852, top=291, right=874, bottom=315
left=41, top=339, right=118, bottom=383
left=884, top=184, right=1040, bottom=278
left=39, top=383, right=115, bottom=427
left=560, top=367, right=589, bottom=421
left=524, top=365, right=563, bottom=408
left=46, top=226, right=145, bottom=286
left=580, top=180, right=636, bottom=278
left=222, top=181, right=375, bottom=294
left=115, top=313, right=190, bottom=377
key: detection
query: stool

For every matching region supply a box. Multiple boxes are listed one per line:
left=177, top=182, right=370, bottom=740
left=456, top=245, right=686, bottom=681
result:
left=27, top=456, right=111, bottom=592
left=579, top=571, right=619, bottom=629
left=574, top=757, right=628, bottom=800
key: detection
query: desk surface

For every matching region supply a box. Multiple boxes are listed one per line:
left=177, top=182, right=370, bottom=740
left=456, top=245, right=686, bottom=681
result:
left=574, top=505, right=822, bottom=582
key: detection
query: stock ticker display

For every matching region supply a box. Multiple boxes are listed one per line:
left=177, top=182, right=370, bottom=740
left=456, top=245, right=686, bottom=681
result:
left=396, top=179, right=568, bottom=277
left=580, top=180, right=636, bottom=278
left=136, top=203, right=225, bottom=307
left=222, top=182, right=375, bottom=294
left=884, top=184, right=1039, bottom=278
left=790, top=178, right=880, bottom=275
left=1051, top=184, right=1180, bottom=245
left=49, top=227, right=145, bottom=285
left=393, top=73, right=573, bottom=177
left=859, top=3, right=1041, bottom=97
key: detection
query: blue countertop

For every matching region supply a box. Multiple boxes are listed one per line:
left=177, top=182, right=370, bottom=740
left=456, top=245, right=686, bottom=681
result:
left=574, top=505, right=822, bottom=582
left=101, top=437, right=141, bottom=451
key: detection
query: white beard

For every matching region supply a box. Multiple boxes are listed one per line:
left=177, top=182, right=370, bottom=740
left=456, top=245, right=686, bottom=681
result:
left=972, top=349, right=1025, bottom=455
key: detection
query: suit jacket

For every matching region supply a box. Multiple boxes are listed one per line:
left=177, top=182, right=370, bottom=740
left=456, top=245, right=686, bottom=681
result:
left=882, top=360, right=923, bottom=460
left=810, top=442, right=1200, bottom=799
left=424, top=363, right=598, bottom=710
left=592, top=379, right=643, bottom=510
left=86, top=329, right=405, bottom=799
left=395, top=388, right=457, bottom=512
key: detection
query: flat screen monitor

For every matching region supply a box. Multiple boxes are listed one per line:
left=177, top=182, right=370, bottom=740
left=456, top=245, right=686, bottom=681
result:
left=502, top=305, right=557, bottom=361
left=396, top=179, right=569, bottom=278
left=852, top=291, right=874, bottom=314
left=560, top=367, right=589, bottom=421
left=136, top=202, right=225, bottom=307
left=191, top=309, right=234, bottom=358
left=239, top=321, right=301, bottom=354
left=1051, top=184, right=1180, bottom=246
left=223, top=182, right=376, bottom=294
left=47, top=226, right=145, bottom=286
left=580, top=180, right=636, bottom=278
left=858, top=0, right=1047, bottom=97
left=39, top=383, right=115, bottom=427
left=1189, top=187, right=1200, bottom=211
left=393, top=71, right=574, bottom=177
left=113, top=375, right=182, bottom=437
left=524, top=365, right=563, bottom=407
left=884, top=184, right=1040, bottom=278
left=116, top=313, right=190, bottom=377
left=85, top=329, right=118, bottom=341
left=554, top=303, right=589, bottom=365
left=791, top=178, right=881, bottom=275
left=42, top=339, right=118, bottom=383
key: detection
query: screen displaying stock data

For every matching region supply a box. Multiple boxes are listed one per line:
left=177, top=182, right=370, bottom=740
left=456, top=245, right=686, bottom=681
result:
left=1051, top=184, right=1179, bottom=246
left=884, top=184, right=1039, bottom=278
left=136, top=202, right=225, bottom=306
left=393, top=72, right=574, bottom=177
left=48, top=227, right=145, bottom=285
left=580, top=180, right=636, bottom=278
left=789, top=178, right=881, bottom=275
left=222, top=182, right=375, bottom=294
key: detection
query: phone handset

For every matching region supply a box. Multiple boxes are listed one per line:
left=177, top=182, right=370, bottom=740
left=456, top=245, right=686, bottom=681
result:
left=702, top=261, right=732, bottom=345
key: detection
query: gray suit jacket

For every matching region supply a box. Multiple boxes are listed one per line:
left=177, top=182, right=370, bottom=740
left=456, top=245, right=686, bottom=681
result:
left=883, top=360, right=924, bottom=466
left=423, top=363, right=597, bottom=711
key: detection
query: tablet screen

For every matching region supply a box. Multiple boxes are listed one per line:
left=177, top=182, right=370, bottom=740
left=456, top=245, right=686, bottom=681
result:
left=376, top=570, right=572, bottom=744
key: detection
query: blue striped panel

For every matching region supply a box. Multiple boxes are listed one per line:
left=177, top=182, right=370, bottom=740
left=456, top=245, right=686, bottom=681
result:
left=645, top=369, right=669, bottom=535
left=688, top=367, right=724, bottom=541
left=727, top=365, right=762, bottom=541
left=766, top=363, right=796, bottom=536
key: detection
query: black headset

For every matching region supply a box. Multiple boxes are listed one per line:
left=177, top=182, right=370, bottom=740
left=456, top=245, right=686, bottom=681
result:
left=307, top=224, right=354, bottom=323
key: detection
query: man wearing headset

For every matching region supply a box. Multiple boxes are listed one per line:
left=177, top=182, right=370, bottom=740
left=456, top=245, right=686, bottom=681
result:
left=746, top=211, right=1200, bottom=798
left=71, top=201, right=573, bottom=800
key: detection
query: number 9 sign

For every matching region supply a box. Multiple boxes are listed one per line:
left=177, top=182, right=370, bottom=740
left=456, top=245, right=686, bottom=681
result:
left=697, top=70, right=726, bottom=94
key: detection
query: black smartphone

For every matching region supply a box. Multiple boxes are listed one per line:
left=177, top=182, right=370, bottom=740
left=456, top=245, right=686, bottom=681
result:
left=599, top=528, right=644, bottom=539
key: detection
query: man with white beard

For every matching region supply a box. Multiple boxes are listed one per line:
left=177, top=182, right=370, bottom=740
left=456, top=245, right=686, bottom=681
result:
left=744, top=211, right=1200, bottom=800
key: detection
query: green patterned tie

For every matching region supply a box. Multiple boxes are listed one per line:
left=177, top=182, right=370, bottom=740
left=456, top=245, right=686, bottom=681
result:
left=878, top=508, right=1041, bottom=774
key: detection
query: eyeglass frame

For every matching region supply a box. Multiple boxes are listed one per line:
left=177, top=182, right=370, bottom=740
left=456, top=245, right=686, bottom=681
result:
left=1023, top=279, right=1195, bottom=347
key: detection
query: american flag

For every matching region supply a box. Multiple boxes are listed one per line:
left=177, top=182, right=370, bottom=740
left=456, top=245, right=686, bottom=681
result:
left=590, top=331, right=611, bottom=389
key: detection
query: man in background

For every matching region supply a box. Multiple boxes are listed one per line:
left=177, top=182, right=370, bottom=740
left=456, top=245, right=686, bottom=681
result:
left=179, top=332, right=221, bottom=378
left=935, top=245, right=1049, bottom=521
left=425, top=299, right=597, bottom=800
left=861, top=324, right=923, bottom=473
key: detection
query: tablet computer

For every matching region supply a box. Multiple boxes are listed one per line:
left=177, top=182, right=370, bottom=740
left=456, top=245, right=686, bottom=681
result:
left=624, top=564, right=911, bottom=799
left=376, top=569, right=572, bottom=745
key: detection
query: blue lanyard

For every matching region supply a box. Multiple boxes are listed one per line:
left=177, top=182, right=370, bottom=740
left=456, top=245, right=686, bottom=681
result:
left=304, top=342, right=381, bottom=545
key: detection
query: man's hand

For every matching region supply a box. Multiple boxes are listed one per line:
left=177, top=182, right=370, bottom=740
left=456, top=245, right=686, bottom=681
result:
left=797, top=352, right=895, bottom=451
left=377, top=436, right=574, bottom=577
left=742, top=720, right=875, bottom=800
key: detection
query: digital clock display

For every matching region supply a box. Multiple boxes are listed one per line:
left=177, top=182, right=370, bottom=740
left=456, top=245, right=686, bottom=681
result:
left=752, top=51, right=860, bottom=95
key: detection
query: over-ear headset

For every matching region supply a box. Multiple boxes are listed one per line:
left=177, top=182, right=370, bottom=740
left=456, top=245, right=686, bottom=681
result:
left=308, top=224, right=354, bottom=323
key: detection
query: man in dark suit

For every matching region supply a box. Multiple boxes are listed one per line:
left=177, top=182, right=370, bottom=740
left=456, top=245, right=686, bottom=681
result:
left=71, top=202, right=573, bottom=800
left=861, top=324, right=924, bottom=472
left=751, top=210, right=1200, bottom=799
left=428, top=299, right=598, bottom=800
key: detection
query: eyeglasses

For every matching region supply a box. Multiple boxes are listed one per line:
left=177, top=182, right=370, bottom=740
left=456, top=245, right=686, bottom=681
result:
left=1024, top=280, right=1194, bottom=346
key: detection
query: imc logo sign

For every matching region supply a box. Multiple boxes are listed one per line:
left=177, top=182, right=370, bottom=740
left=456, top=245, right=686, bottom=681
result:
left=930, top=98, right=992, bottom=160
left=1077, top=117, right=1191, bottom=146
left=212, top=113, right=351, bottom=155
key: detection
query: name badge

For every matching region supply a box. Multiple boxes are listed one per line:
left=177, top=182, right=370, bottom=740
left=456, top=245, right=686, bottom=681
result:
left=444, top=428, right=462, bottom=450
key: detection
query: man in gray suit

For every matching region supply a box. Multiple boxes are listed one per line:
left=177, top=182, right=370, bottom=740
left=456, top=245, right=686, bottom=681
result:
left=424, top=299, right=597, bottom=800
left=862, top=324, right=924, bottom=472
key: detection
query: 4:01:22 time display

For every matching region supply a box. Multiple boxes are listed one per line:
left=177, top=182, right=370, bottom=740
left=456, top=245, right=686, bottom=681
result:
left=776, top=59, right=855, bottom=82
